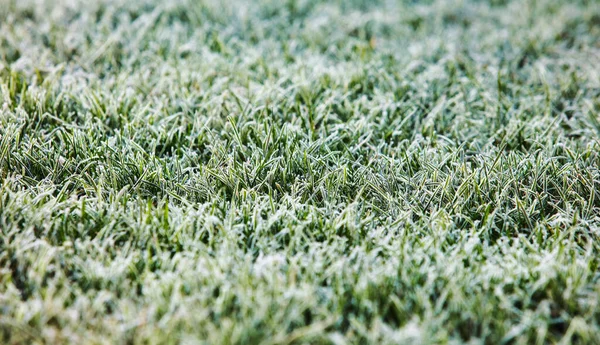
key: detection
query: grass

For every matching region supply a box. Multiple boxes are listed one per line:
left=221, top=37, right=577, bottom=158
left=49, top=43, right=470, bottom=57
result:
left=1, top=0, right=600, bottom=343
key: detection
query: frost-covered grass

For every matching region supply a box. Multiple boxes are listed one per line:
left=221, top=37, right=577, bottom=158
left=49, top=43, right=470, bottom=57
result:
left=1, top=0, right=600, bottom=344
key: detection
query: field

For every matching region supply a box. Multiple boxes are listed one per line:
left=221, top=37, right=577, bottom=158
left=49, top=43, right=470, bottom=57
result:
left=1, top=0, right=600, bottom=344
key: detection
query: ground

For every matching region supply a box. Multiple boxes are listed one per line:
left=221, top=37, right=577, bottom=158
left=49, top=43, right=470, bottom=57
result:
left=1, top=0, right=600, bottom=344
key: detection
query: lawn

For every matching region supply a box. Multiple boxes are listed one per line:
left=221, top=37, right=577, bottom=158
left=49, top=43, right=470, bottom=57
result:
left=1, top=0, right=600, bottom=344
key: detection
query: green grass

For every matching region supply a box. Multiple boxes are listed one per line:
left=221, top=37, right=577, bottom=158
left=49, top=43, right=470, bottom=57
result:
left=1, top=0, right=600, bottom=343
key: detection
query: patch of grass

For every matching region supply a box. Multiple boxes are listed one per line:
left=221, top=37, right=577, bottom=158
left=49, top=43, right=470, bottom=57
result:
left=1, top=0, right=600, bottom=344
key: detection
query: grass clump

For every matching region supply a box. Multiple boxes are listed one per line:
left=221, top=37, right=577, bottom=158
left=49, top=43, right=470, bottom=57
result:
left=1, top=0, right=600, bottom=344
